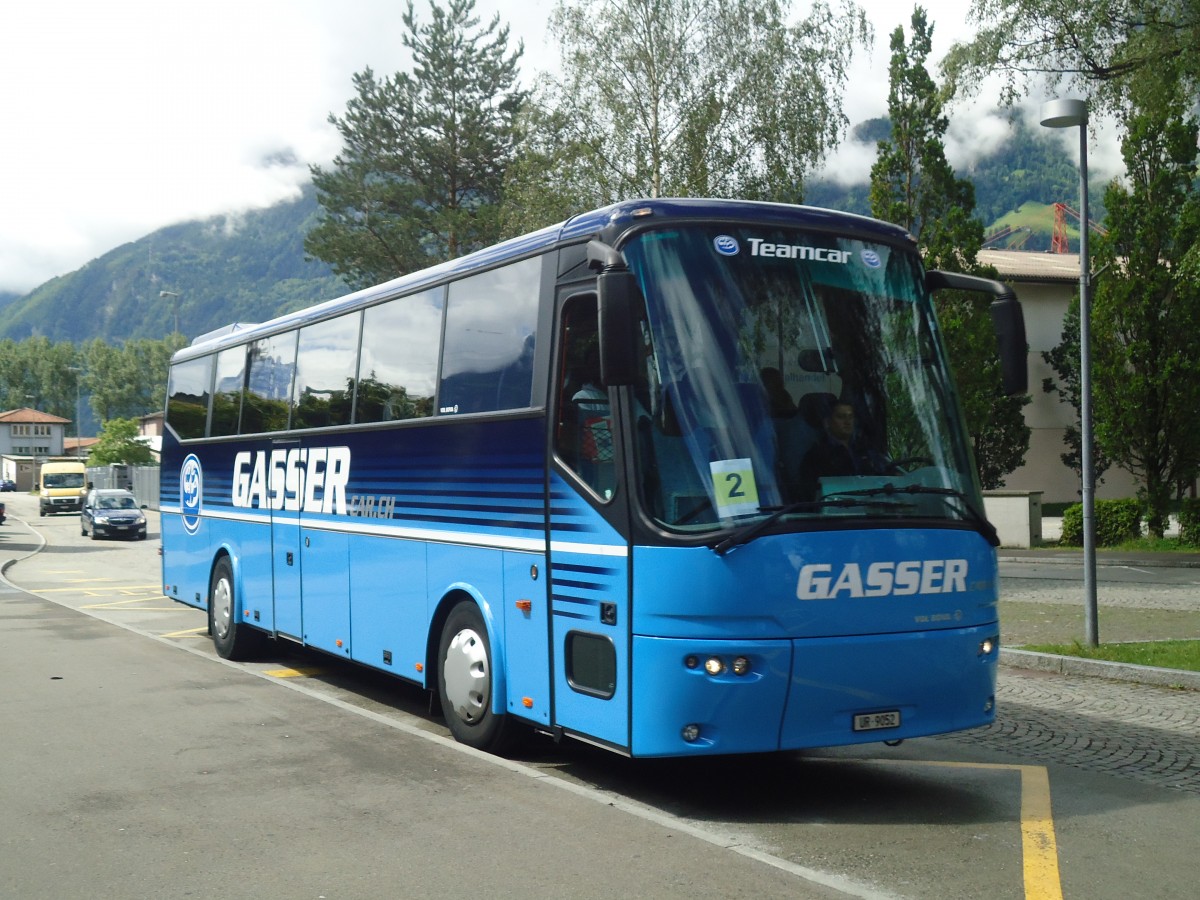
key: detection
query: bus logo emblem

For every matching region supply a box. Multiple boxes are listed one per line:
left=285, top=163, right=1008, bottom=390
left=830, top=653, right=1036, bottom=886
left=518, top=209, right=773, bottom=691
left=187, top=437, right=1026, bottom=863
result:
left=713, top=235, right=740, bottom=256
left=860, top=249, right=882, bottom=268
left=181, top=454, right=202, bottom=535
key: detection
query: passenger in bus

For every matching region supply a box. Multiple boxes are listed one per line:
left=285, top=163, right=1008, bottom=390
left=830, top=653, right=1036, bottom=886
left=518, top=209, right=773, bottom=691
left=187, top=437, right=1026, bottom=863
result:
left=798, top=400, right=889, bottom=497
left=760, top=367, right=797, bottom=417
left=568, top=347, right=614, bottom=495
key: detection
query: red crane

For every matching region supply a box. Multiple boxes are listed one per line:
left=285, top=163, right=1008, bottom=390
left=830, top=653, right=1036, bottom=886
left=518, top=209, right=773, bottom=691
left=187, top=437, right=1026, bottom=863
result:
left=1051, top=202, right=1107, bottom=253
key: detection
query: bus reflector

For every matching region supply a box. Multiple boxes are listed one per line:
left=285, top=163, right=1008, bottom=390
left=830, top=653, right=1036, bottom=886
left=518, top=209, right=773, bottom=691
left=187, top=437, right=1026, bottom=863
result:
left=522, top=697, right=534, bottom=708
left=415, top=663, right=424, bottom=673
left=515, top=599, right=532, bottom=613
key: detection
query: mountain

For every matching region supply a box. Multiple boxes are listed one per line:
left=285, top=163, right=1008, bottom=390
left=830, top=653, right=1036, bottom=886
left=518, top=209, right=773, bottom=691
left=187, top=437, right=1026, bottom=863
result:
left=0, top=184, right=347, bottom=343
left=805, top=115, right=1102, bottom=254
left=2, top=123, right=1101, bottom=345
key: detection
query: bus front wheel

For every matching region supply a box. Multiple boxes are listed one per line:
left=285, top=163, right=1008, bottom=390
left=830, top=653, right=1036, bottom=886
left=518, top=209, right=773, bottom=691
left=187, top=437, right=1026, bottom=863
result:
left=209, top=557, right=265, bottom=661
left=437, top=601, right=512, bottom=753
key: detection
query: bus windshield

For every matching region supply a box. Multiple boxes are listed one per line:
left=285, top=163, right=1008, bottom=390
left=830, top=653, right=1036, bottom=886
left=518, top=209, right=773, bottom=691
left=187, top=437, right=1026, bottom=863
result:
left=623, top=224, right=980, bottom=535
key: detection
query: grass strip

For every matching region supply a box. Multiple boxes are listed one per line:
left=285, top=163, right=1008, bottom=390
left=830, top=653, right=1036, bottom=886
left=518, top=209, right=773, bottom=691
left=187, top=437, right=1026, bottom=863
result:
left=1018, top=639, right=1200, bottom=673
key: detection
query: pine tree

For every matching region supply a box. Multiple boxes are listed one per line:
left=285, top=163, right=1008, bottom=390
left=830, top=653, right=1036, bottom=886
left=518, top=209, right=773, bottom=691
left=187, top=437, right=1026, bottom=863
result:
left=869, top=6, right=1029, bottom=490
left=307, top=0, right=525, bottom=289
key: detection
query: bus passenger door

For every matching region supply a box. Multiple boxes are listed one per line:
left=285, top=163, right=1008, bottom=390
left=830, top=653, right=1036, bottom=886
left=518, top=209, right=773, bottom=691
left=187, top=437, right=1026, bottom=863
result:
left=547, top=293, right=632, bottom=750
left=270, top=440, right=303, bottom=640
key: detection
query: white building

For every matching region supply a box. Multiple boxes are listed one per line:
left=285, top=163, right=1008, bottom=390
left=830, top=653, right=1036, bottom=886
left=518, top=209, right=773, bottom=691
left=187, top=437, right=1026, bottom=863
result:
left=979, top=249, right=1139, bottom=504
left=0, top=407, right=73, bottom=491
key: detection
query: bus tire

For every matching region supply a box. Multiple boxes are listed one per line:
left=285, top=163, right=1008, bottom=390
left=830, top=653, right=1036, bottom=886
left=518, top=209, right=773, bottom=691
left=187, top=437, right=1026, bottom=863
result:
left=209, top=556, right=264, bottom=661
left=437, top=601, right=512, bottom=753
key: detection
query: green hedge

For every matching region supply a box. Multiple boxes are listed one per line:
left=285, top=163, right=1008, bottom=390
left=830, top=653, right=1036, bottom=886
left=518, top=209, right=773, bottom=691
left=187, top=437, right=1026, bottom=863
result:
left=1180, top=498, right=1200, bottom=547
left=1060, top=499, right=1142, bottom=546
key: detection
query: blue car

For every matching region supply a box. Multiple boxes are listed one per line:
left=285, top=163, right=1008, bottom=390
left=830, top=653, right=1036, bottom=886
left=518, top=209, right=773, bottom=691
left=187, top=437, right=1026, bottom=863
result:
left=80, top=489, right=147, bottom=541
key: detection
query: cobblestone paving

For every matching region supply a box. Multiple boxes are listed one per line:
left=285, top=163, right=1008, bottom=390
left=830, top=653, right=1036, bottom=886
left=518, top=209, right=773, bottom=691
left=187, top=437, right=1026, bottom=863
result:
left=938, top=667, right=1200, bottom=793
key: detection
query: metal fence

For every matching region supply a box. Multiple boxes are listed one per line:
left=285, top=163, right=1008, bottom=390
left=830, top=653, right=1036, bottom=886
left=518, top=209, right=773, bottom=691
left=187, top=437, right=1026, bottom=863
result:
left=86, top=465, right=160, bottom=510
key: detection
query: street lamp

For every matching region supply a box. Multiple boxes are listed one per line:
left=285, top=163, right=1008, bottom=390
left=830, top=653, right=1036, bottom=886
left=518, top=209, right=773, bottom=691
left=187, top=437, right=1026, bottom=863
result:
left=160, top=290, right=181, bottom=336
left=66, top=366, right=84, bottom=460
left=1040, top=97, right=1098, bottom=647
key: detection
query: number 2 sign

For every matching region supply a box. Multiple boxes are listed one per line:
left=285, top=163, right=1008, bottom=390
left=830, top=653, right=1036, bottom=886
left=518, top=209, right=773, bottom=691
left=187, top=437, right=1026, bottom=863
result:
left=709, top=458, right=759, bottom=518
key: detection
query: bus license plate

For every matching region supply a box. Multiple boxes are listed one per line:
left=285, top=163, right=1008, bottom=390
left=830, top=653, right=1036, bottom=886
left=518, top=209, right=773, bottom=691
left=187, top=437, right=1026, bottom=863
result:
left=853, top=711, right=900, bottom=732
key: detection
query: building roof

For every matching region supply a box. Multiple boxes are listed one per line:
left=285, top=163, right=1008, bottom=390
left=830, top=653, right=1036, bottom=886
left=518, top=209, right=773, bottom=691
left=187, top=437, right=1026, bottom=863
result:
left=0, top=407, right=71, bottom=424
left=978, top=249, right=1083, bottom=284
left=64, top=437, right=100, bottom=452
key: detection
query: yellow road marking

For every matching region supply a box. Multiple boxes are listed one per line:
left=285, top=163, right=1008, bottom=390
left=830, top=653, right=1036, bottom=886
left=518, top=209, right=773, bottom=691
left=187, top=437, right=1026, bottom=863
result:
left=862, top=759, right=1063, bottom=900
left=264, top=667, right=328, bottom=678
left=161, top=626, right=208, bottom=638
left=37, top=588, right=164, bottom=595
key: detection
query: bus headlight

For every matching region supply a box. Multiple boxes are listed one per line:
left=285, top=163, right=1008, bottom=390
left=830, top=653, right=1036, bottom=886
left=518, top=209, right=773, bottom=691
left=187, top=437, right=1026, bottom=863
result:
left=704, top=657, right=725, bottom=676
left=681, top=724, right=701, bottom=742
left=731, top=656, right=751, bottom=676
left=979, top=636, right=997, bottom=656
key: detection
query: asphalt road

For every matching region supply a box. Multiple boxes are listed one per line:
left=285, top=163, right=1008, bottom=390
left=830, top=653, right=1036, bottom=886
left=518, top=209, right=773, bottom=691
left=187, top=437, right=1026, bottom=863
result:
left=2, top=492, right=1198, bottom=899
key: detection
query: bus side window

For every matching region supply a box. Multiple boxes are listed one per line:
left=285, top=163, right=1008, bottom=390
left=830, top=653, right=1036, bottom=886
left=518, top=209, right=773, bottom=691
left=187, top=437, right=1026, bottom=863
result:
left=439, top=257, right=540, bottom=415
left=292, top=313, right=359, bottom=430
left=210, top=346, right=247, bottom=437
left=357, top=288, right=442, bottom=423
left=166, top=355, right=212, bottom=439
left=555, top=297, right=613, bottom=499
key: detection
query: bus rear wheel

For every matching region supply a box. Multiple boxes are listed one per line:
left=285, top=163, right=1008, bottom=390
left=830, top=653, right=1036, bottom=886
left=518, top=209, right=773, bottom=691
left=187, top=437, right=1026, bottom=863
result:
left=437, top=601, right=513, bottom=753
left=209, top=557, right=265, bottom=661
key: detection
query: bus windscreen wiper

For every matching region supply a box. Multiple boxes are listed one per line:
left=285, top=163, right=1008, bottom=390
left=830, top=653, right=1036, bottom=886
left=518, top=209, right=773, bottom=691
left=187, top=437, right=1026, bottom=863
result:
left=712, top=497, right=911, bottom=556
left=824, top=483, right=1000, bottom=547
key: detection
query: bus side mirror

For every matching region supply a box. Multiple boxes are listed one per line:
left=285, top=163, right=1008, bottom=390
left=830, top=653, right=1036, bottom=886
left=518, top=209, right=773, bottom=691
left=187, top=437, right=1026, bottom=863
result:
left=926, top=270, right=1028, bottom=396
left=589, top=240, right=639, bottom=386
left=989, top=295, right=1027, bottom=395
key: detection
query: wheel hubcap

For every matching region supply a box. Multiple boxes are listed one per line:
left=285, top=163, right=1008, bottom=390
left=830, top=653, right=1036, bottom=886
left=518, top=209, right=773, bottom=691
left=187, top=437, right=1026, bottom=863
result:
left=443, top=627, right=489, bottom=725
left=213, top=577, right=233, bottom=640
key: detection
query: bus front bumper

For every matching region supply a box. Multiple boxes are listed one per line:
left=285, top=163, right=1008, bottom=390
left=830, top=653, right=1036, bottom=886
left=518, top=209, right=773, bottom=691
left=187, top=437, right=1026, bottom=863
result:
left=628, top=625, right=999, bottom=758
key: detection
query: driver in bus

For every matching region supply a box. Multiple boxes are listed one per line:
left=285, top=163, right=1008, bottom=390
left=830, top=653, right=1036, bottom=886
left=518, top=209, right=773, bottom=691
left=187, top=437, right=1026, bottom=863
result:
left=798, top=400, right=890, bottom=497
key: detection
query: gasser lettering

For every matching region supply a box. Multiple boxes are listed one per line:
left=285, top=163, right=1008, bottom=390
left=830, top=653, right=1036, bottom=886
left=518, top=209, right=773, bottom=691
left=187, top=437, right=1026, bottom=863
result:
left=796, top=559, right=968, bottom=600
left=231, top=446, right=351, bottom=515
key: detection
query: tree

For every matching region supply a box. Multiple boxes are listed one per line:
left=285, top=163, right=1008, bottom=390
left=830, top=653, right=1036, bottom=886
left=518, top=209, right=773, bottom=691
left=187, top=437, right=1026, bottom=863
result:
left=869, top=6, right=1030, bottom=489
left=502, top=0, right=871, bottom=231
left=943, top=0, right=1200, bottom=111
left=74, top=336, right=183, bottom=426
left=1041, top=299, right=1114, bottom=491
left=86, top=417, right=156, bottom=466
left=306, top=0, right=526, bottom=289
left=0, top=338, right=80, bottom=418
left=1087, top=70, right=1200, bottom=536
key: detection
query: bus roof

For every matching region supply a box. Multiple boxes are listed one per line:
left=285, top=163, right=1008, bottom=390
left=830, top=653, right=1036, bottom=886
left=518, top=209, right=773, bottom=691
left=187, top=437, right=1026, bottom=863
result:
left=173, top=198, right=915, bottom=363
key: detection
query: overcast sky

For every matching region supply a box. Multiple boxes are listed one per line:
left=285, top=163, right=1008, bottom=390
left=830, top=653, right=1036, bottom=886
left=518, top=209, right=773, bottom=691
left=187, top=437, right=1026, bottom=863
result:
left=0, top=0, right=1118, bottom=295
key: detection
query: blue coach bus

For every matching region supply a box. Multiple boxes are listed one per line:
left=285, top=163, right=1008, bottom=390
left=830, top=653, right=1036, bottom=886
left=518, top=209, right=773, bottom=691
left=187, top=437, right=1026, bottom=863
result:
left=160, top=198, right=1026, bottom=757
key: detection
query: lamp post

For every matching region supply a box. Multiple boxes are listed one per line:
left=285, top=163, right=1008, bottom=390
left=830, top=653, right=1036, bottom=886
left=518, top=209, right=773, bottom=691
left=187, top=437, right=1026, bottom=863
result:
left=160, top=290, right=181, bottom=336
left=66, top=366, right=83, bottom=460
left=1040, top=97, right=1098, bottom=647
